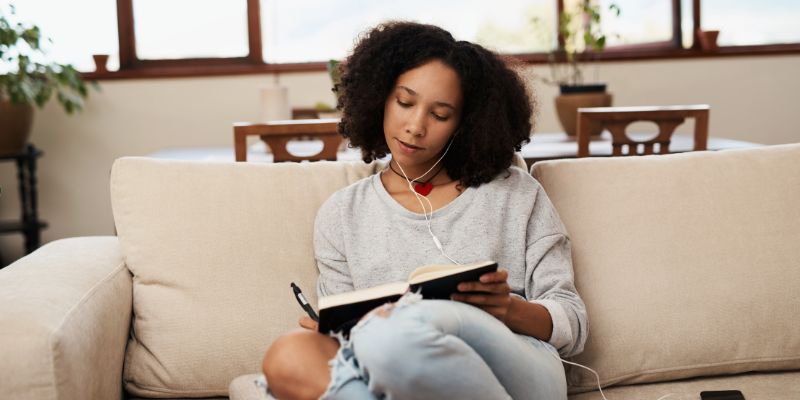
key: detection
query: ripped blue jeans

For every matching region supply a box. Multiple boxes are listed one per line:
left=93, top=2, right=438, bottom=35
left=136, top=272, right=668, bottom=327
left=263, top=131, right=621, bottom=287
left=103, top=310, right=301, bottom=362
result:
left=319, top=293, right=567, bottom=400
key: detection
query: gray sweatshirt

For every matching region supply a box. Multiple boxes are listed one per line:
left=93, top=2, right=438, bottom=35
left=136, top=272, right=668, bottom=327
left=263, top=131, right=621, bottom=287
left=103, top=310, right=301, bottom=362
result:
left=314, top=166, right=588, bottom=357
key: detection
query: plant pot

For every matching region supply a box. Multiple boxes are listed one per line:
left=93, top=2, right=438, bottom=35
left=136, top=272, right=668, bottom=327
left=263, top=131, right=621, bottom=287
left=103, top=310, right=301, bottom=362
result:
left=317, top=110, right=342, bottom=119
left=559, top=83, right=607, bottom=94
left=697, top=30, right=720, bottom=51
left=93, top=54, right=110, bottom=73
left=0, top=100, right=34, bottom=156
left=555, top=85, right=612, bottom=137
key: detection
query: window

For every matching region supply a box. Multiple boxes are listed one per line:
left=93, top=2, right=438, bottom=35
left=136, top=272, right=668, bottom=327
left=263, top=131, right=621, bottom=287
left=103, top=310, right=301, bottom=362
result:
left=133, top=0, right=249, bottom=60
left=5, top=0, right=118, bottom=72
left=115, top=0, right=262, bottom=72
left=259, top=0, right=557, bottom=64
left=594, top=0, right=674, bottom=47
left=5, top=0, right=799, bottom=78
left=701, top=0, right=800, bottom=46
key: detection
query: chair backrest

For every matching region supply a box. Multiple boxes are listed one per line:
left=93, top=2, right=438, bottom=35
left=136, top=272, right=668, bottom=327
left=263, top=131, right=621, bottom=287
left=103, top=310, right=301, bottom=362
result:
left=576, top=105, right=709, bottom=157
left=233, top=119, right=341, bottom=162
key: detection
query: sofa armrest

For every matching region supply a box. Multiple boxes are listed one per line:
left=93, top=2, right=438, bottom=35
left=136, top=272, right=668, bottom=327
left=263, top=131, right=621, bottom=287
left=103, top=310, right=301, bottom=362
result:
left=0, top=236, right=131, bottom=400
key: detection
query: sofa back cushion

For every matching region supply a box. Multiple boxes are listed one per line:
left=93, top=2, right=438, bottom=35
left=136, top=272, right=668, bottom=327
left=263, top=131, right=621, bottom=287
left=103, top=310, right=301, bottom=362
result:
left=532, top=144, right=800, bottom=392
left=110, top=158, right=380, bottom=398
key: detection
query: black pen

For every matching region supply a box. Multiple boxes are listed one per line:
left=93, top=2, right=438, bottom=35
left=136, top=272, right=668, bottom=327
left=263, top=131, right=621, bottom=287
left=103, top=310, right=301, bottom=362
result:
left=291, top=282, right=319, bottom=322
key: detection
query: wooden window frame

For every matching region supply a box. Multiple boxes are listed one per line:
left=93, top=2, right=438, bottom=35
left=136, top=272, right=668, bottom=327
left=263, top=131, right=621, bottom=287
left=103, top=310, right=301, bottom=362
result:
left=83, top=0, right=800, bottom=80
left=115, top=0, right=264, bottom=70
left=518, top=0, right=800, bottom=64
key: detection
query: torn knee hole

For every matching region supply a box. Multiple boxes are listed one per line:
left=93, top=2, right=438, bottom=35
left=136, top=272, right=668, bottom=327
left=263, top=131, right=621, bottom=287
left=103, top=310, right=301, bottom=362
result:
left=373, top=303, right=396, bottom=317
left=360, top=302, right=396, bottom=322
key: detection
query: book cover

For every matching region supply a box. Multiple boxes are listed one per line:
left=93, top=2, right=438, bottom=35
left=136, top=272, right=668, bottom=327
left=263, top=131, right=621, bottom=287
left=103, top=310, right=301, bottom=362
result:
left=409, top=261, right=498, bottom=300
left=317, top=261, right=498, bottom=335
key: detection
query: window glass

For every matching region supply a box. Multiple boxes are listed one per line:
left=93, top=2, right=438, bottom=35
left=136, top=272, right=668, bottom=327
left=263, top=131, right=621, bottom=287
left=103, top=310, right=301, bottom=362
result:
left=133, top=0, right=249, bottom=60
left=260, top=0, right=556, bottom=64
left=571, top=0, right=672, bottom=48
left=604, top=0, right=672, bottom=46
left=3, top=0, right=118, bottom=72
left=680, top=0, right=693, bottom=48
left=702, top=0, right=800, bottom=46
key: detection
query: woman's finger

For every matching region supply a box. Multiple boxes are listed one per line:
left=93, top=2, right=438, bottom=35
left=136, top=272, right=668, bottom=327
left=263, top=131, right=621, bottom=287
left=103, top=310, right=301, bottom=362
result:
left=451, top=292, right=511, bottom=306
left=298, top=316, right=318, bottom=330
left=479, top=269, right=509, bottom=283
left=457, top=281, right=511, bottom=294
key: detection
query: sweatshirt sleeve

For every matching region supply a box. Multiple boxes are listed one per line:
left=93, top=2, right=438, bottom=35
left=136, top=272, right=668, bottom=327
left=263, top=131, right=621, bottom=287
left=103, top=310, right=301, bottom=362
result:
left=524, top=185, right=588, bottom=358
left=313, top=192, right=355, bottom=297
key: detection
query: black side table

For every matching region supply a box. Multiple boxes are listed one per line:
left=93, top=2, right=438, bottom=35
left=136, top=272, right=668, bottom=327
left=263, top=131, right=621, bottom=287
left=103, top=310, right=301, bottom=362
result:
left=0, top=143, right=48, bottom=267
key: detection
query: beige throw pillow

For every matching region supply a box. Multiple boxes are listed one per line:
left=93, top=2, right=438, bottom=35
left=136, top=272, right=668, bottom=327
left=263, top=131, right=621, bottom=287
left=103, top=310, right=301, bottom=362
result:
left=532, top=144, right=800, bottom=392
left=111, top=158, right=379, bottom=398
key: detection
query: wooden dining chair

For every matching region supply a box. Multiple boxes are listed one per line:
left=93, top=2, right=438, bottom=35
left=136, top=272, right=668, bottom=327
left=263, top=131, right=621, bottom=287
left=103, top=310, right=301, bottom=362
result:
left=576, top=105, right=710, bottom=157
left=233, top=119, right=341, bottom=162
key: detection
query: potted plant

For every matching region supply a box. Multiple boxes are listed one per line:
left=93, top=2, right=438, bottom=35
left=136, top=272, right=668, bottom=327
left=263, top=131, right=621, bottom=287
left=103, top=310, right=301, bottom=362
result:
left=536, top=0, right=620, bottom=136
left=310, top=59, right=343, bottom=120
left=314, top=101, right=339, bottom=119
left=0, top=5, right=95, bottom=156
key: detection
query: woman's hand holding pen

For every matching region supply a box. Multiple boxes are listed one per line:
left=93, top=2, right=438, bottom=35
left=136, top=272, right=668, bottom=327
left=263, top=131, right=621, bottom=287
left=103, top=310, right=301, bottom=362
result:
left=298, top=316, right=319, bottom=331
left=451, top=269, right=513, bottom=322
left=291, top=282, right=320, bottom=331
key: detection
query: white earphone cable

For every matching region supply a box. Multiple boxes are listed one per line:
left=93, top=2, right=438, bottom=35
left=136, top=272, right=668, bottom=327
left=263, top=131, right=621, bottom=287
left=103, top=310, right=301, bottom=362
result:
left=557, top=357, right=676, bottom=400
left=558, top=358, right=609, bottom=400
left=394, top=139, right=461, bottom=265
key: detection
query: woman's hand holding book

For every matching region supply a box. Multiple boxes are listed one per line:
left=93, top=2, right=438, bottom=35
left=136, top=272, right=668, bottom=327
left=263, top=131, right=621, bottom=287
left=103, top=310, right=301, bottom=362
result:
left=450, top=269, right=513, bottom=323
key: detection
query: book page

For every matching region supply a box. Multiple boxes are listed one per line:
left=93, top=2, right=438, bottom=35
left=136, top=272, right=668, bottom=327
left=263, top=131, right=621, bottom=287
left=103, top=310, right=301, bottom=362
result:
left=407, top=260, right=496, bottom=285
left=318, top=281, right=409, bottom=310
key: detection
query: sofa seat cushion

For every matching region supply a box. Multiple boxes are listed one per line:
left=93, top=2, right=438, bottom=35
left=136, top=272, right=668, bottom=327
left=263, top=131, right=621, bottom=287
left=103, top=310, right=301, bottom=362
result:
left=532, top=144, right=800, bottom=392
left=568, top=370, right=800, bottom=400
left=111, top=158, right=381, bottom=398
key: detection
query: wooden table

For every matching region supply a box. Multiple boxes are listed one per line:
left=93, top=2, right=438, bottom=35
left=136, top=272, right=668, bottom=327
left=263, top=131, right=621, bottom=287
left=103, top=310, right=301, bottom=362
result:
left=233, top=119, right=340, bottom=162
left=153, top=130, right=760, bottom=167
left=522, top=131, right=759, bottom=168
left=230, top=118, right=759, bottom=166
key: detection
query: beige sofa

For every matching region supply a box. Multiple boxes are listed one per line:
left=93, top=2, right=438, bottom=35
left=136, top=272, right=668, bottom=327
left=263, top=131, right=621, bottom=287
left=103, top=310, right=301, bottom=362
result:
left=1, top=144, right=798, bottom=400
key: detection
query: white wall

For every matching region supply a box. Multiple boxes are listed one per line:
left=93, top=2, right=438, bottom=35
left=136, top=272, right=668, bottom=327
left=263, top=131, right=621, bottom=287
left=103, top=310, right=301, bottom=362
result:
left=530, top=55, right=800, bottom=144
left=0, top=54, right=798, bottom=263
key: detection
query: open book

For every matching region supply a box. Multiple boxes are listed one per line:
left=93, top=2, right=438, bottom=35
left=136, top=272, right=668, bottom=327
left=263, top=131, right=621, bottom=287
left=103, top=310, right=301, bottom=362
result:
left=317, top=260, right=498, bottom=335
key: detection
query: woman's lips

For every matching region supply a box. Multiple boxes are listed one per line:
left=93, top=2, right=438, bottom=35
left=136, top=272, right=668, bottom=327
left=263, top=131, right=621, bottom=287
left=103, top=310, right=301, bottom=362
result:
left=396, top=138, right=423, bottom=153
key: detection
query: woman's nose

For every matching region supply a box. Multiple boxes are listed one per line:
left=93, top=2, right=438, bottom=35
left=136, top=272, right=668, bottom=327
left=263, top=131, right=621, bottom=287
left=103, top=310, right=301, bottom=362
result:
left=405, top=108, right=427, bottom=137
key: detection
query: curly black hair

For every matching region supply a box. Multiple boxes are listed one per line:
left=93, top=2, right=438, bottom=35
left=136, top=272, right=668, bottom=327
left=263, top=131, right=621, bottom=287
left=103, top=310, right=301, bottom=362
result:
left=336, top=21, right=534, bottom=188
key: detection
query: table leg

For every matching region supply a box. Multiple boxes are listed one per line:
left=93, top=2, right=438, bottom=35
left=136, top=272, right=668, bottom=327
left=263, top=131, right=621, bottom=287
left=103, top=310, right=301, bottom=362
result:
left=26, top=145, right=42, bottom=252
left=234, top=131, right=248, bottom=162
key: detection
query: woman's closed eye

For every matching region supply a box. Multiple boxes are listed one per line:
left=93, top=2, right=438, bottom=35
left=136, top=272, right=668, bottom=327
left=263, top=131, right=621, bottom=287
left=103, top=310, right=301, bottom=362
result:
left=396, top=98, right=450, bottom=121
left=431, top=112, right=449, bottom=121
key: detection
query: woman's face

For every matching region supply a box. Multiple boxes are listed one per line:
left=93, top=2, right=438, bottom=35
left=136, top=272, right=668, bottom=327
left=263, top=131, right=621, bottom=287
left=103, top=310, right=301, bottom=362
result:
left=383, top=59, right=463, bottom=172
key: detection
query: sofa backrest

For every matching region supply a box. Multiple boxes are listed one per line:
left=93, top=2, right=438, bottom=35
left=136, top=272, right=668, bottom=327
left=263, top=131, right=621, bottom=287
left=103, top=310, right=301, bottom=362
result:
left=532, top=144, right=800, bottom=393
left=110, top=158, right=381, bottom=398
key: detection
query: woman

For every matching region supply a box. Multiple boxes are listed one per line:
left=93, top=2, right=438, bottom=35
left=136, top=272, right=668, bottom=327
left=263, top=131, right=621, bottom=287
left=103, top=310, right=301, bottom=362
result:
left=263, top=21, right=587, bottom=400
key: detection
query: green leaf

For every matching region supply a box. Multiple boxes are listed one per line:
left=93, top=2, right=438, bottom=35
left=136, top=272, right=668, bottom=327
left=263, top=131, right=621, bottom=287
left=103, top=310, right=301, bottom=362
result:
left=0, top=28, right=17, bottom=47
left=595, top=36, right=606, bottom=51
left=21, top=26, right=41, bottom=49
left=0, top=7, right=97, bottom=113
left=34, top=84, right=52, bottom=106
left=19, top=80, right=35, bottom=103
left=583, top=32, right=593, bottom=47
